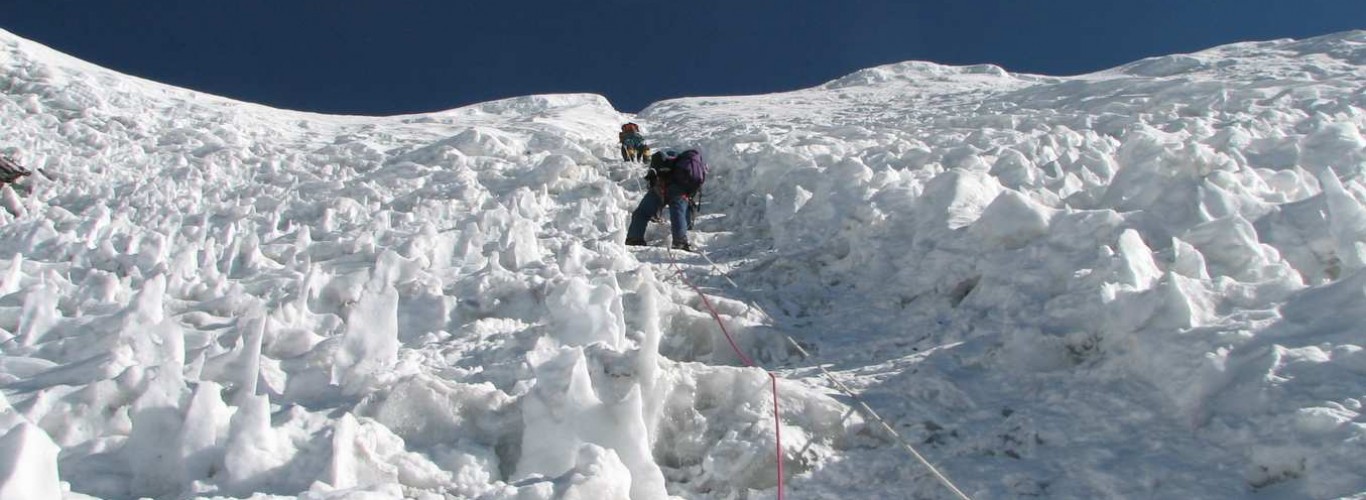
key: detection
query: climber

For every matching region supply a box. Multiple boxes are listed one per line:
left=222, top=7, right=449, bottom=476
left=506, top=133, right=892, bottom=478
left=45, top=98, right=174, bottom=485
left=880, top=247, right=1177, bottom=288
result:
left=625, top=149, right=708, bottom=251
left=619, top=123, right=650, bottom=162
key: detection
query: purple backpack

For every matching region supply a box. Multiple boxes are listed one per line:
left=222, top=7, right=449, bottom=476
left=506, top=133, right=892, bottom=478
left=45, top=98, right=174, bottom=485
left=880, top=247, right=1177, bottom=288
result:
left=672, top=150, right=707, bottom=190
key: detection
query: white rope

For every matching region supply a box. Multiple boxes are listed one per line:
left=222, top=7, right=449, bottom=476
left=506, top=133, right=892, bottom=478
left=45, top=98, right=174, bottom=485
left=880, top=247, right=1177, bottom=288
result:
left=781, top=337, right=972, bottom=500
left=691, top=248, right=973, bottom=500
left=626, top=156, right=970, bottom=498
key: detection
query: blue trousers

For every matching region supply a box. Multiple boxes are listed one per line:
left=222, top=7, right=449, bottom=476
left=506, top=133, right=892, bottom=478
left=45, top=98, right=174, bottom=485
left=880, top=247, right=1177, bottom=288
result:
left=627, top=184, right=690, bottom=244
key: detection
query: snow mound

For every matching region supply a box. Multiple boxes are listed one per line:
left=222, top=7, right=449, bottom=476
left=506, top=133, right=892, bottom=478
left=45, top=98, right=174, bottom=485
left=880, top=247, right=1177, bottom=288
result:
left=823, top=61, right=1017, bottom=89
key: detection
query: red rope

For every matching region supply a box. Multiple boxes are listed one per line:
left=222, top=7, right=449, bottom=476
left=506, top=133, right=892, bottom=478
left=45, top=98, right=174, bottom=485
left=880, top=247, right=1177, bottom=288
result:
left=666, top=249, right=784, bottom=499
left=770, top=372, right=783, bottom=499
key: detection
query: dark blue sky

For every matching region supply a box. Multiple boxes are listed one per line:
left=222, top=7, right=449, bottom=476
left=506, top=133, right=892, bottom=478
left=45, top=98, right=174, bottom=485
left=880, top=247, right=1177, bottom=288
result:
left=3, top=1, right=1363, bottom=115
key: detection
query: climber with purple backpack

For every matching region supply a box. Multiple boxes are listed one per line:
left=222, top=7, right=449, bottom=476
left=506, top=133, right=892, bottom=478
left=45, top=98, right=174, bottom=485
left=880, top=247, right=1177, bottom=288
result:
left=625, top=149, right=707, bottom=251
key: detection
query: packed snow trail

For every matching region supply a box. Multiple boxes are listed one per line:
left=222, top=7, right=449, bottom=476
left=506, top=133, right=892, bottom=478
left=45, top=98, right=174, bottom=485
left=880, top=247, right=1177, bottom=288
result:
left=4, top=26, right=1366, bottom=500
left=617, top=140, right=969, bottom=499
left=682, top=236, right=975, bottom=500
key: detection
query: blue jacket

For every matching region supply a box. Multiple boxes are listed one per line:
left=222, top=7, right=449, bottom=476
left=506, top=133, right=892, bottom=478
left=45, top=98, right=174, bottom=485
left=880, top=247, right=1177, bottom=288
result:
left=620, top=132, right=647, bottom=148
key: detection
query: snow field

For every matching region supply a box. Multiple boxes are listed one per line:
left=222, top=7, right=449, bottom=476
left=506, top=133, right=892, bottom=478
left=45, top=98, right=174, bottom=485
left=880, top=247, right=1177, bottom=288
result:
left=642, top=31, right=1366, bottom=498
left=3, top=26, right=1366, bottom=499
left=0, top=29, right=856, bottom=500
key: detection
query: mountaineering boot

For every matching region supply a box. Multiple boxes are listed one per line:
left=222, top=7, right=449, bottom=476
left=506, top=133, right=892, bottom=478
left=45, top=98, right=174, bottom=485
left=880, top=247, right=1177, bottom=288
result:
left=625, top=238, right=648, bottom=247
left=671, top=241, right=694, bottom=252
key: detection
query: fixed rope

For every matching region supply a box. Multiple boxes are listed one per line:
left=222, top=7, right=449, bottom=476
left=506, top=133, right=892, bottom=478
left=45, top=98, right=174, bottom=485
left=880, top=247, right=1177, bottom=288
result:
left=663, top=247, right=785, bottom=500
left=687, top=248, right=973, bottom=500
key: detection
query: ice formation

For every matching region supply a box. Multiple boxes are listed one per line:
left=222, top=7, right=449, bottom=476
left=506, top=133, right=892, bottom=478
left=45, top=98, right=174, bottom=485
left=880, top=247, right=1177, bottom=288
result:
left=2, top=27, right=1366, bottom=499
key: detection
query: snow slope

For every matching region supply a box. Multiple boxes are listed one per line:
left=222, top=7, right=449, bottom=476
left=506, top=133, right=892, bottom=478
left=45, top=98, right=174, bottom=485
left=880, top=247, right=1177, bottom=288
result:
left=2, top=26, right=1366, bottom=499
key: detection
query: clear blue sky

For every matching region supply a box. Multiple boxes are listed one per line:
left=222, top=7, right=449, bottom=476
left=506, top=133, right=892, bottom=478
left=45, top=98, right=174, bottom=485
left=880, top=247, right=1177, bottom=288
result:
left=3, top=1, right=1363, bottom=115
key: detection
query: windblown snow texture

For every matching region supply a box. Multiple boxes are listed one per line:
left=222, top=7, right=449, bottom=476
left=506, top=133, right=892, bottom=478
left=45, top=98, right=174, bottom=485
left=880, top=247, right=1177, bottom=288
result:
left=2, top=27, right=1366, bottom=499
